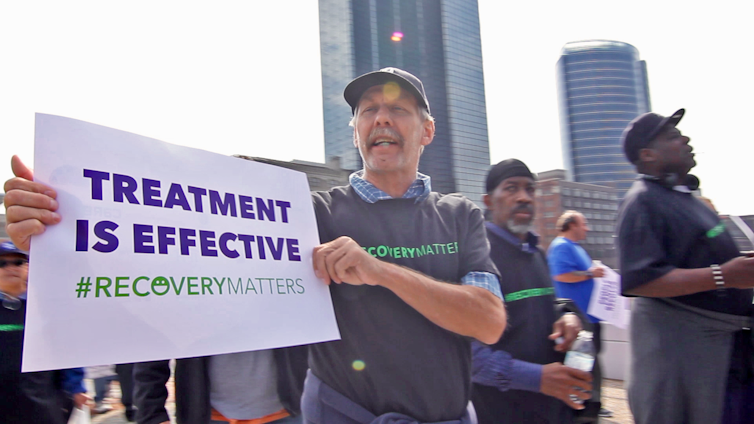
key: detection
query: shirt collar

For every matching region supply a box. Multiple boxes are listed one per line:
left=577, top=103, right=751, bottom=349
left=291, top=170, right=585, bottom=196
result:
left=485, top=221, right=539, bottom=253
left=349, top=170, right=432, bottom=204
left=639, top=174, right=693, bottom=194
left=0, top=291, right=26, bottom=301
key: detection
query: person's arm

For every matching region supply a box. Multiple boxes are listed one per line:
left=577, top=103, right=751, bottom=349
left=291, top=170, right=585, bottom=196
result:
left=625, top=256, right=754, bottom=297
left=550, top=242, right=605, bottom=283
left=552, top=266, right=605, bottom=283
left=61, top=368, right=90, bottom=408
left=313, top=236, right=505, bottom=344
left=3, top=155, right=61, bottom=251
left=471, top=341, right=591, bottom=409
left=133, top=360, right=172, bottom=424
left=471, top=341, right=541, bottom=392
left=618, top=198, right=754, bottom=297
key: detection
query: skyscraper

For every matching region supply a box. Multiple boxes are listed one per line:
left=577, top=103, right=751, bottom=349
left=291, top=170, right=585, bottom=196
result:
left=318, top=0, right=491, bottom=206
left=557, top=40, right=651, bottom=195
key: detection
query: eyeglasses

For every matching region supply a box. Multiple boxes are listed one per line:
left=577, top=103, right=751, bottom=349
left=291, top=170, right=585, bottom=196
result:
left=0, top=259, right=28, bottom=268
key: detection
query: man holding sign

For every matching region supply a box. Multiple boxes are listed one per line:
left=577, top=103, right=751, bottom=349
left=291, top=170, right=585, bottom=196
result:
left=4, top=67, right=506, bottom=424
left=305, top=68, right=505, bottom=423
left=547, top=211, right=610, bottom=418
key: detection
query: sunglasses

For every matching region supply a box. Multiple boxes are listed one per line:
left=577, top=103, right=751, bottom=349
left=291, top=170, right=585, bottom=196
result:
left=0, top=259, right=28, bottom=268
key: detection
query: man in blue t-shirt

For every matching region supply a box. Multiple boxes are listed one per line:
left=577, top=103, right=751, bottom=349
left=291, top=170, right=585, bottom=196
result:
left=547, top=212, right=610, bottom=419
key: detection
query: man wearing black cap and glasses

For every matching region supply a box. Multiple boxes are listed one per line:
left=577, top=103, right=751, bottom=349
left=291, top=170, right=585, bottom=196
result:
left=0, top=240, right=89, bottom=423
left=4, top=67, right=506, bottom=424
left=616, top=109, right=754, bottom=424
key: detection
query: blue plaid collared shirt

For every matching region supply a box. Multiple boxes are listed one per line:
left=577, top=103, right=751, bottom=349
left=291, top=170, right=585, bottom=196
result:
left=349, top=170, right=502, bottom=300
left=349, top=170, right=431, bottom=204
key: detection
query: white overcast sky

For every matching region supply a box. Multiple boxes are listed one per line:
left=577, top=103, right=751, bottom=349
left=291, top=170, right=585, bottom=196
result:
left=1, top=1, right=752, bottom=215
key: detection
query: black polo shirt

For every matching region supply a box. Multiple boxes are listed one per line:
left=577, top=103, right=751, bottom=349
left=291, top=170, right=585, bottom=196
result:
left=616, top=178, right=752, bottom=315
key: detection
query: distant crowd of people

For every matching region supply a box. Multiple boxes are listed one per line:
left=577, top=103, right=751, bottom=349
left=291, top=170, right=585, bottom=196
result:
left=3, top=67, right=753, bottom=424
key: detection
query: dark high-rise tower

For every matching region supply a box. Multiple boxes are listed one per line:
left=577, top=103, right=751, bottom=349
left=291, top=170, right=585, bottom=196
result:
left=557, top=40, right=651, bottom=195
left=319, top=0, right=490, bottom=206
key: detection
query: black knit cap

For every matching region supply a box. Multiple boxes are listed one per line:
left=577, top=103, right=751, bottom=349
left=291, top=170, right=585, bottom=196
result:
left=485, top=159, right=536, bottom=193
left=621, top=108, right=685, bottom=163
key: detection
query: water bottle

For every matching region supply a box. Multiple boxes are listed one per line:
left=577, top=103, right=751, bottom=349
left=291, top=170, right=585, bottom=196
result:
left=563, top=330, right=595, bottom=404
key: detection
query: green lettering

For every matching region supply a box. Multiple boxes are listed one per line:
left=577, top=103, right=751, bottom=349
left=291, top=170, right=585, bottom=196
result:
left=187, top=277, right=199, bottom=295
left=246, top=279, right=258, bottom=294
left=96, top=277, right=112, bottom=298
left=394, top=247, right=402, bottom=258
left=295, top=278, right=305, bottom=294
left=133, top=276, right=150, bottom=297
left=115, top=276, right=130, bottom=297
left=367, top=247, right=376, bottom=256
left=446, top=242, right=455, bottom=254
left=276, top=278, right=286, bottom=294
left=376, top=245, right=388, bottom=257
left=425, top=245, right=434, bottom=255
left=418, top=246, right=426, bottom=256
left=400, top=247, right=408, bottom=258
left=201, top=277, right=214, bottom=295
left=230, top=278, right=243, bottom=294
left=286, top=278, right=296, bottom=294
left=407, top=247, right=416, bottom=258
left=151, top=277, right=170, bottom=296
left=169, top=277, right=185, bottom=295
left=213, top=277, right=225, bottom=294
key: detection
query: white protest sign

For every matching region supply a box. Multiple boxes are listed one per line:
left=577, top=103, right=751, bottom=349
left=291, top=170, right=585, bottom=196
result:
left=587, top=266, right=630, bottom=329
left=23, top=114, right=340, bottom=372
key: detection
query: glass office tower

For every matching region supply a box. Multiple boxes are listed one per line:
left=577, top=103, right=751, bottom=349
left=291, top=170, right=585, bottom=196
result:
left=319, top=0, right=490, bottom=206
left=557, top=40, right=651, bottom=195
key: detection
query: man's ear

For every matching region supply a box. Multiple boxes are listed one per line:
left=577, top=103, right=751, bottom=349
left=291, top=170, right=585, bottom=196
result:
left=421, top=120, right=435, bottom=147
left=638, top=147, right=657, bottom=163
left=353, top=129, right=359, bottom=148
left=482, top=193, right=492, bottom=209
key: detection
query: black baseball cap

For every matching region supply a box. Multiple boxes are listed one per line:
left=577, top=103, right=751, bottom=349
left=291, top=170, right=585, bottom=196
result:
left=344, top=67, right=430, bottom=115
left=621, top=108, right=685, bottom=163
left=0, top=240, right=28, bottom=258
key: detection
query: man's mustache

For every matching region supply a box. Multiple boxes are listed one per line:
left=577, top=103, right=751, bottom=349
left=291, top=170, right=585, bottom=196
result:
left=512, top=204, right=534, bottom=214
left=368, top=127, right=404, bottom=144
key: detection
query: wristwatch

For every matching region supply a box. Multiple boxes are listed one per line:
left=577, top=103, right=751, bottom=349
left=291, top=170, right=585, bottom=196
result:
left=711, top=264, right=724, bottom=289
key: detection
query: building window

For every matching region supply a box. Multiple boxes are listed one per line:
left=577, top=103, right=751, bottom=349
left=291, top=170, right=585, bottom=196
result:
left=574, top=189, right=581, bottom=197
left=552, top=186, right=561, bottom=194
left=564, top=199, right=571, bottom=207
left=575, top=201, right=582, bottom=208
left=563, top=188, right=571, bottom=196
left=585, top=202, right=592, bottom=209
left=545, top=200, right=554, bottom=207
